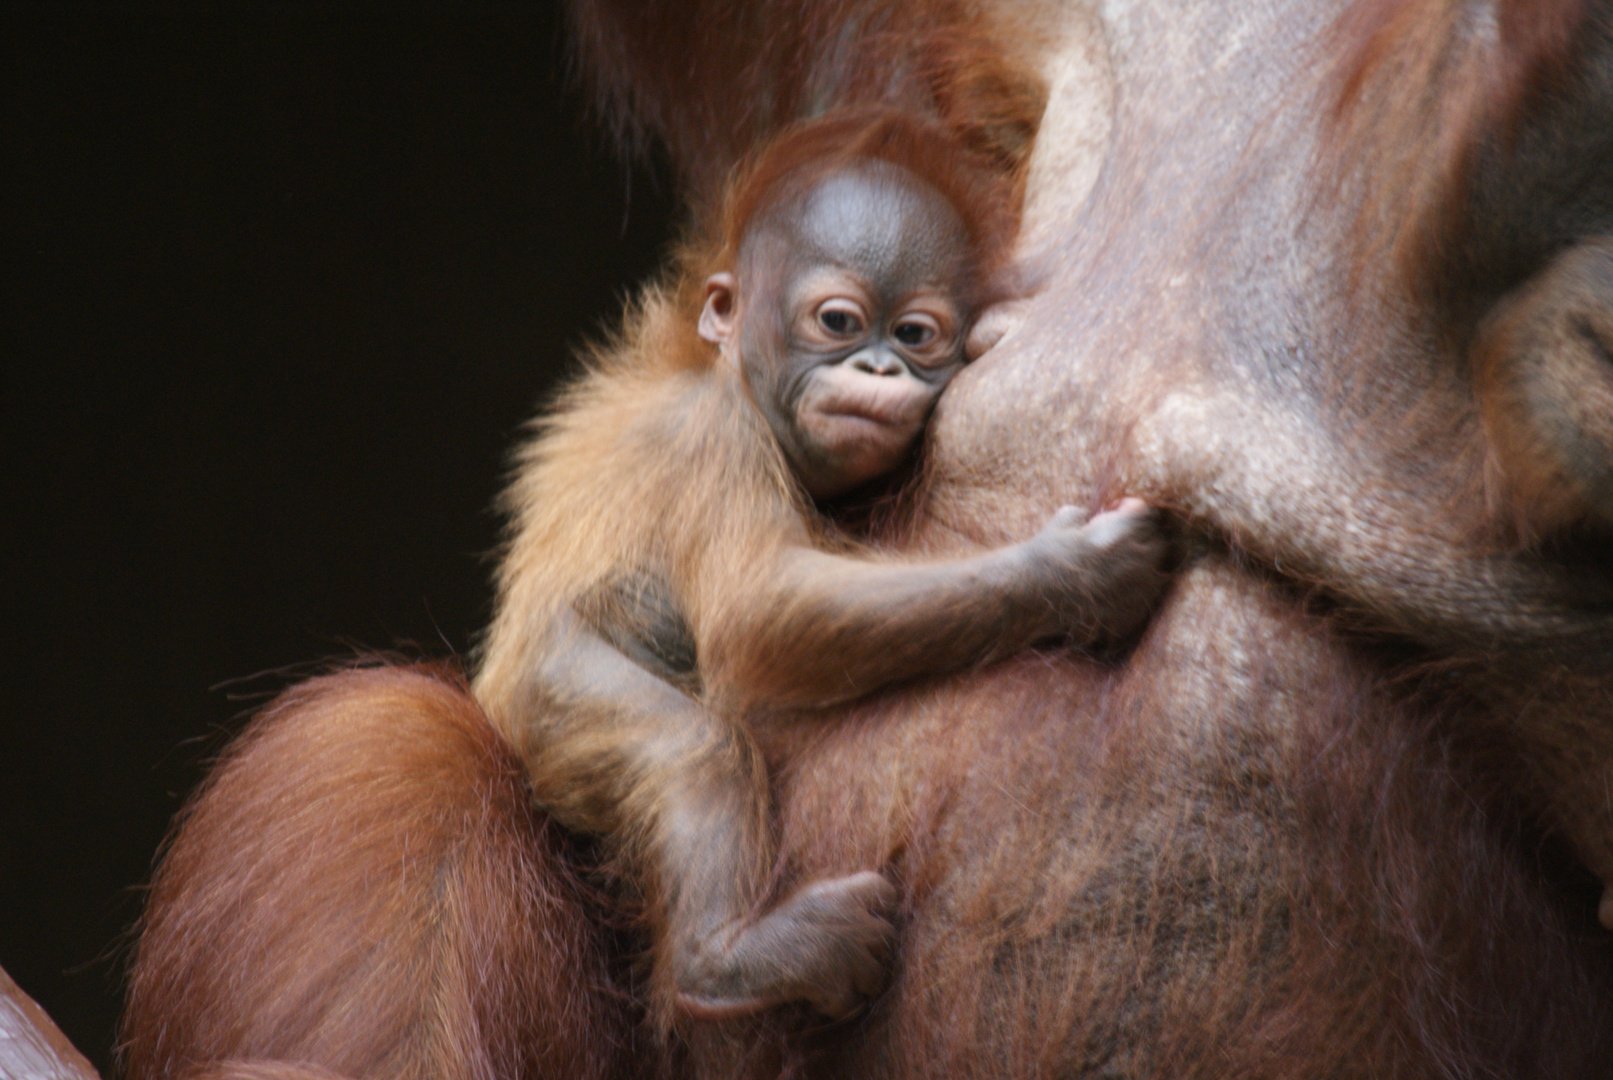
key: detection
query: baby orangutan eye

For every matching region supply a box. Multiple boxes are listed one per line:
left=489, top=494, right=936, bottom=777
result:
left=892, top=312, right=949, bottom=360
left=817, top=299, right=866, bottom=337
left=893, top=320, right=935, bottom=347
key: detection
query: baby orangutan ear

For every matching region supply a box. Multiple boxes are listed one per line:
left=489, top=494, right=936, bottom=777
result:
left=699, top=272, right=738, bottom=344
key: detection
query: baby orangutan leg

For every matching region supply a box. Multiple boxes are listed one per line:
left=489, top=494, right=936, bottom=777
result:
left=672, top=866, right=897, bottom=1021
left=643, top=724, right=897, bottom=1022
left=518, top=616, right=897, bottom=1023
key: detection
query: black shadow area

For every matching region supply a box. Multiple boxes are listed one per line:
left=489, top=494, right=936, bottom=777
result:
left=1, top=3, right=675, bottom=1071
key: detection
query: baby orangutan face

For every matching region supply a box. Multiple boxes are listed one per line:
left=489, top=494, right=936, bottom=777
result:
left=700, top=160, right=978, bottom=500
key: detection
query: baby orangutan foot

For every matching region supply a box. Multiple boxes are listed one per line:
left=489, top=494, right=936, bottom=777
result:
left=675, top=870, right=897, bottom=1021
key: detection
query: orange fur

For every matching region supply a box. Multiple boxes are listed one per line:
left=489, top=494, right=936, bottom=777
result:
left=120, top=665, right=634, bottom=1080
left=563, top=0, right=1045, bottom=221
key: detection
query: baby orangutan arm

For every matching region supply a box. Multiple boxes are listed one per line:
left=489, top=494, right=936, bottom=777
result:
left=709, top=498, right=1171, bottom=711
left=506, top=500, right=1165, bottom=1024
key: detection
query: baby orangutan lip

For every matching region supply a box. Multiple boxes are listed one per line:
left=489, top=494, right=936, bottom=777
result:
left=803, top=367, right=930, bottom=428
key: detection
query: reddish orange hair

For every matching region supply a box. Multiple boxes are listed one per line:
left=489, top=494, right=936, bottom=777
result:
left=567, top=0, right=1044, bottom=218
left=685, top=109, right=1019, bottom=305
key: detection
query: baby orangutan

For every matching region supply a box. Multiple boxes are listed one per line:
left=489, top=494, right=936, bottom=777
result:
left=474, top=115, right=1170, bottom=1025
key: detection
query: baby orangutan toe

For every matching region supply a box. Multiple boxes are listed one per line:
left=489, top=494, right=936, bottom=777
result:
left=785, top=871, right=898, bottom=1017
left=674, top=870, right=897, bottom=1022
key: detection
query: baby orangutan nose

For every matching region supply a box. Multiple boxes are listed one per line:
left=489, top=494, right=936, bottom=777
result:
left=849, top=348, right=906, bottom=375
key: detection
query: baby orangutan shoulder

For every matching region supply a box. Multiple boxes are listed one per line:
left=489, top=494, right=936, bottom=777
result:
left=474, top=115, right=1171, bottom=1027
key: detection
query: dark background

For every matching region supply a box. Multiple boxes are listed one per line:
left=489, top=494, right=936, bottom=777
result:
left=1, top=4, right=674, bottom=1072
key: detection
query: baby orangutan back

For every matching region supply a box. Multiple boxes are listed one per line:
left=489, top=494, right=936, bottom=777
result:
left=474, top=115, right=1171, bottom=1025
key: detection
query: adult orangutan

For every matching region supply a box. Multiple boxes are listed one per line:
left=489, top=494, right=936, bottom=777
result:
left=122, top=1, right=1613, bottom=1078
